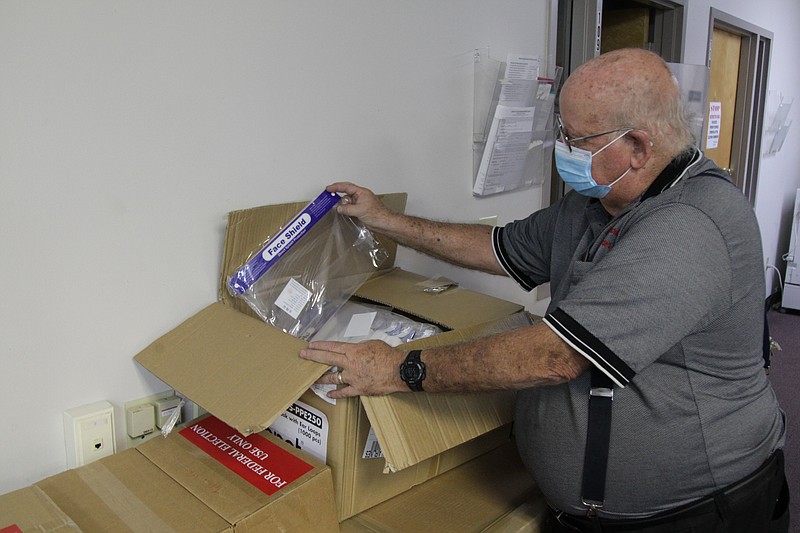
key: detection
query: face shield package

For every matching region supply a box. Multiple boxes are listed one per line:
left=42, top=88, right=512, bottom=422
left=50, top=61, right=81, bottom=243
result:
left=311, top=301, right=442, bottom=347
left=227, top=191, right=389, bottom=340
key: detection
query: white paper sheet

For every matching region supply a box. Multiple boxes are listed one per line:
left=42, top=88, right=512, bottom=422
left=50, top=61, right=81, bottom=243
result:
left=473, top=105, right=536, bottom=195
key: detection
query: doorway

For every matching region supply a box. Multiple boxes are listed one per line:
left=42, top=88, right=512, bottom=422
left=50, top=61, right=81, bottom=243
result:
left=705, top=27, right=740, bottom=178
left=552, top=0, right=686, bottom=204
left=704, top=9, right=772, bottom=205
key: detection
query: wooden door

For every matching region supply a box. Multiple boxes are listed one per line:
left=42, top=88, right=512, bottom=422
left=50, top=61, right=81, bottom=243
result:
left=705, top=27, right=742, bottom=185
left=601, top=8, right=649, bottom=53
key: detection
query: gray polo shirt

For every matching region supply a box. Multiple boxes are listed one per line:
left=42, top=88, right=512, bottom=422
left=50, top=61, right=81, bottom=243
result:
left=494, top=150, right=786, bottom=518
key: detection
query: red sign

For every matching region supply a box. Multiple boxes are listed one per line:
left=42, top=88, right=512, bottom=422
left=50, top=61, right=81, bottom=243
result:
left=180, top=415, right=314, bottom=495
left=1, top=526, right=23, bottom=533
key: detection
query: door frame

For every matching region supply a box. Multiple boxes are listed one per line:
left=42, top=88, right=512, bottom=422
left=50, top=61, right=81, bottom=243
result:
left=555, top=0, right=685, bottom=80
left=706, top=9, right=772, bottom=206
left=551, top=0, right=687, bottom=204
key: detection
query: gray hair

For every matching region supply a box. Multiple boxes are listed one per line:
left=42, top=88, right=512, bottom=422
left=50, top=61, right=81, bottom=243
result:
left=611, top=71, right=696, bottom=156
left=567, top=49, right=696, bottom=157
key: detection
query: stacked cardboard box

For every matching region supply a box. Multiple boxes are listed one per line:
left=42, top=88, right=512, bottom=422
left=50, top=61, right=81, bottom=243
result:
left=0, top=422, right=337, bottom=532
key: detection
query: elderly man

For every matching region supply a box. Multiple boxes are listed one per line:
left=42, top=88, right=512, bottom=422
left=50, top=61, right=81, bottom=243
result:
left=300, top=49, right=788, bottom=532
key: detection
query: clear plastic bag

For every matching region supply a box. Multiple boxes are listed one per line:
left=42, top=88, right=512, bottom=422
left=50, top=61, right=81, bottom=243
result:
left=227, top=191, right=389, bottom=340
left=310, top=301, right=442, bottom=346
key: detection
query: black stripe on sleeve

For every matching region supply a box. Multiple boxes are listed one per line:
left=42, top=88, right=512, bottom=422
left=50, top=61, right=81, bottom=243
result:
left=492, top=226, right=537, bottom=292
left=543, top=308, right=635, bottom=388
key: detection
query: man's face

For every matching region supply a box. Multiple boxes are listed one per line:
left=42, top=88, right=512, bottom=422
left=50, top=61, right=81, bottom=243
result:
left=558, top=90, right=633, bottom=185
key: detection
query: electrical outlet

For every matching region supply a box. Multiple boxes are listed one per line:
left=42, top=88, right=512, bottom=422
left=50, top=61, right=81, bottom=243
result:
left=123, top=390, right=175, bottom=449
left=63, top=400, right=116, bottom=468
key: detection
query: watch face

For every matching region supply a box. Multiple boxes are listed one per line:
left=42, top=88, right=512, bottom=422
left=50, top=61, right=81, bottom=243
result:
left=400, top=351, right=426, bottom=391
left=401, top=362, right=421, bottom=381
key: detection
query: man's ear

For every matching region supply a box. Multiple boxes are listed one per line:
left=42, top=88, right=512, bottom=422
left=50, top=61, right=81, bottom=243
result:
left=626, top=130, right=653, bottom=169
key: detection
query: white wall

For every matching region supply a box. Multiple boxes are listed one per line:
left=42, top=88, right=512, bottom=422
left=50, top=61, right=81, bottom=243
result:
left=0, top=1, right=551, bottom=493
left=681, top=0, right=800, bottom=294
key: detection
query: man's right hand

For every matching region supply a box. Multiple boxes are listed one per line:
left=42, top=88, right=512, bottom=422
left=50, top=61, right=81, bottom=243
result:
left=327, top=180, right=503, bottom=275
left=326, top=182, right=392, bottom=231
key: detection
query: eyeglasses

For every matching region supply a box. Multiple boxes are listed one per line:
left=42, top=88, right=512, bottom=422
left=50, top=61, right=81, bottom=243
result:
left=556, top=114, right=633, bottom=153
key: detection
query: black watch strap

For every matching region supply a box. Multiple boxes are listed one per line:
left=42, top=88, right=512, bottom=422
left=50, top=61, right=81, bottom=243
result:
left=399, top=349, right=426, bottom=392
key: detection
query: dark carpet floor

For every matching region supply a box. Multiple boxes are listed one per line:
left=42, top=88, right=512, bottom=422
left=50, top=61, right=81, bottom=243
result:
left=766, top=308, right=799, bottom=532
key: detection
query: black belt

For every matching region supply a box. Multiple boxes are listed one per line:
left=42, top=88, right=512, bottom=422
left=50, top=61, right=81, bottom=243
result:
left=553, top=449, right=784, bottom=532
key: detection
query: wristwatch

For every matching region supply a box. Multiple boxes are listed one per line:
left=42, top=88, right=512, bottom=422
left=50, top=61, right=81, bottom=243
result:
left=399, top=350, right=426, bottom=392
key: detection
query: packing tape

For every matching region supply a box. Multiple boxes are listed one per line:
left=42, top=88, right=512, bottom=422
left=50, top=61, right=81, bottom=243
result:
left=76, top=463, right=175, bottom=532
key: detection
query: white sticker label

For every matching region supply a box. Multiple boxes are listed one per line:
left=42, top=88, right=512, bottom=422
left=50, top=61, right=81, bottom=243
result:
left=275, top=278, right=312, bottom=319
left=362, top=427, right=383, bottom=459
left=267, top=400, right=329, bottom=463
left=160, top=406, right=178, bottom=420
left=344, top=312, right=377, bottom=338
left=706, top=101, right=722, bottom=149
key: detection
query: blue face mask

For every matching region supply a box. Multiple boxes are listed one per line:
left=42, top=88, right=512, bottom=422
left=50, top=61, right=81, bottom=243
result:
left=554, top=131, right=632, bottom=198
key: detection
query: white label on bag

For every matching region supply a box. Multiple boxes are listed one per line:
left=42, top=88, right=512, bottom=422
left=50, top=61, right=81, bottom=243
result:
left=344, top=312, right=377, bottom=337
left=267, top=400, right=329, bottom=463
left=275, top=278, right=312, bottom=319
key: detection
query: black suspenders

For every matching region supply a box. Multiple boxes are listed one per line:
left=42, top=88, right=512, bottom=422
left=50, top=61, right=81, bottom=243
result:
left=577, top=167, right=733, bottom=517
left=580, top=367, right=615, bottom=516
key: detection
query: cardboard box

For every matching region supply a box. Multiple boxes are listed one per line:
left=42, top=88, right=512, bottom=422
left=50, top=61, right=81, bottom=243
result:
left=34, top=419, right=338, bottom=532
left=0, top=486, right=81, bottom=532
left=482, top=498, right=548, bottom=533
left=133, top=194, right=531, bottom=518
left=340, top=441, right=546, bottom=533
left=36, top=449, right=233, bottom=533
left=277, top=387, right=515, bottom=520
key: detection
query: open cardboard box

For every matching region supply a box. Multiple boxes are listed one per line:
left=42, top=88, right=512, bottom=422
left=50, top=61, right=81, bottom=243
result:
left=30, top=420, right=338, bottom=533
left=134, top=193, right=532, bottom=519
left=271, top=312, right=528, bottom=519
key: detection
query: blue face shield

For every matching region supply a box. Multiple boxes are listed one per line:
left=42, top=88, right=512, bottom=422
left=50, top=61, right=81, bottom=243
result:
left=554, top=130, right=632, bottom=198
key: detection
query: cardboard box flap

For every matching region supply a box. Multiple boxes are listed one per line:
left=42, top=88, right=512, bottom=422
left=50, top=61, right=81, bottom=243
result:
left=0, top=486, right=81, bottom=532
left=355, top=268, right=524, bottom=330
left=136, top=414, right=337, bottom=531
left=340, top=441, right=540, bottom=533
left=220, top=192, right=408, bottom=314
left=134, top=302, right=326, bottom=435
left=363, top=390, right=516, bottom=472
left=361, top=312, right=535, bottom=471
left=137, top=426, right=270, bottom=524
